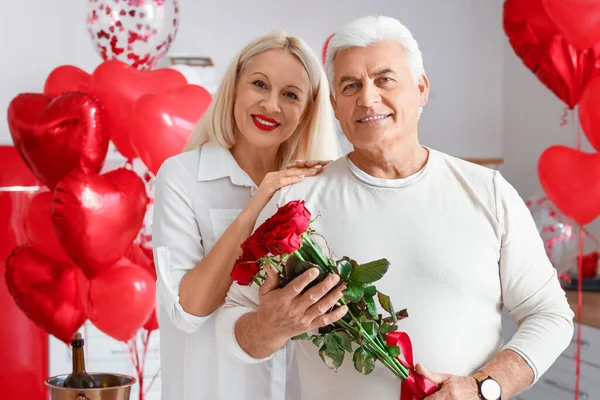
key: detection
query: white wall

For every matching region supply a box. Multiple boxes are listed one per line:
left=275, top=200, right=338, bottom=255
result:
left=1, top=0, right=506, bottom=161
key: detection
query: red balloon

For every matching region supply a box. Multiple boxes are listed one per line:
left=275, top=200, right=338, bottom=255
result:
left=0, top=146, right=39, bottom=260
left=503, top=0, right=599, bottom=108
left=0, top=147, right=48, bottom=399
left=5, top=245, right=87, bottom=344
left=579, top=75, right=600, bottom=152
left=87, top=259, right=155, bottom=342
left=538, top=145, right=600, bottom=224
left=24, top=190, right=72, bottom=263
left=52, top=168, right=149, bottom=279
left=322, top=33, right=335, bottom=65
left=129, top=85, right=212, bottom=175
left=0, top=146, right=39, bottom=187
left=542, top=0, right=600, bottom=51
left=44, top=65, right=91, bottom=97
left=90, top=60, right=188, bottom=159
left=7, top=92, right=109, bottom=189
left=124, top=244, right=158, bottom=331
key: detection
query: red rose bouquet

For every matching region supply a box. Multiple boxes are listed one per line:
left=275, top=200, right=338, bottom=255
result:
left=231, top=200, right=438, bottom=400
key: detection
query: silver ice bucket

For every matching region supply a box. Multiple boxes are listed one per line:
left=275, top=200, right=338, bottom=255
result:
left=45, top=373, right=136, bottom=400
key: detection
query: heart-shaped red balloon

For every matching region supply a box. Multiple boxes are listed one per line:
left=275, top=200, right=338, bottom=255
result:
left=52, top=168, right=149, bottom=279
left=0, top=146, right=39, bottom=260
left=124, top=244, right=158, bottom=331
left=87, top=258, right=155, bottom=341
left=129, top=85, right=212, bottom=174
left=44, top=65, right=91, bottom=97
left=538, top=145, right=600, bottom=224
left=503, top=0, right=599, bottom=108
left=5, top=245, right=88, bottom=344
left=90, top=60, right=188, bottom=159
left=579, top=75, right=600, bottom=152
left=7, top=92, right=109, bottom=189
left=542, top=0, right=600, bottom=51
left=24, top=190, right=72, bottom=263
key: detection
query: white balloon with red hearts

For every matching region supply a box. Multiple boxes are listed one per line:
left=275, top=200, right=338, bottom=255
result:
left=86, top=0, right=180, bottom=70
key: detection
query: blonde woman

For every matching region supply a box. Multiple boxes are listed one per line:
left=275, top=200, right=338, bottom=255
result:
left=152, top=30, right=339, bottom=400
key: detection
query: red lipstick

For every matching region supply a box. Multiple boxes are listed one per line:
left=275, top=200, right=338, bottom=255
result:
left=252, top=114, right=280, bottom=131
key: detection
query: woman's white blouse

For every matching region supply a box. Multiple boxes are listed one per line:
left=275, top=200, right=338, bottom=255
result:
left=152, top=142, right=300, bottom=400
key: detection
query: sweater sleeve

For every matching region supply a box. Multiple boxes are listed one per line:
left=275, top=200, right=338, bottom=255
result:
left=215, top=190, right=286, bottom=363
left=494, top=171, right=574, bottom=383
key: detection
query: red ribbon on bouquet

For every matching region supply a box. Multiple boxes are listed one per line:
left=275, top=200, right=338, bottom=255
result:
left=386, top=332, right=438, bottom=400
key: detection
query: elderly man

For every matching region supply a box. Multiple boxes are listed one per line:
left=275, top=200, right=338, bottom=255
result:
left=216, top=16, right=574, bottom=400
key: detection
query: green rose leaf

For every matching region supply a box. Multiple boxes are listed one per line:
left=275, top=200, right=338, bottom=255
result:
left=312, top=335, right=324, bottom=347
left=353, top=347, right=376, bottom=375
left=382, top=309, right=409, bottom=325
left=377, top=291, right=397, bottom=321
left=343, top=281, right=365, bottom=303
left=364, top=296, right=379, bottom=319
left=363, top=284, right=377, bottom=298
left=291, top=332, right=311, bottom=341
left=332, top=331, right=354, bottom=353
left=342, top=256, right=359, bottom=269
left=336, top=259, right=353, bottom=281
left=386, top=345, right=401, bottom=358
left=379, top=322, right=398, bottom=335
left=377, top=292, right=392, bottom=313
left=319, top=342, right=344, bottom=371
left=362, top=320, right=379, bottom=339
left=350, top=259, right=390, bottom=284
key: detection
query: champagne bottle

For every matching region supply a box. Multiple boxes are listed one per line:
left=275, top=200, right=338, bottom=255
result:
left=63, top=332, right=99, bottom=389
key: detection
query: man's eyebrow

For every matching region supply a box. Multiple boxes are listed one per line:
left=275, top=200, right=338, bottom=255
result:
left=338, top=68, right=395, bottom=86
left=338, top=75, right=359, bottom=86
left=374, top=68, right=394, bottom=76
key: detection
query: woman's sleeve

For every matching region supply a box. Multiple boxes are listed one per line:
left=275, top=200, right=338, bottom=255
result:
left=152, top=156, right=211, bottom=333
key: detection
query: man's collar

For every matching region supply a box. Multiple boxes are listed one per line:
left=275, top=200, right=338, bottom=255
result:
left=196, top=141, right=256, bottom=188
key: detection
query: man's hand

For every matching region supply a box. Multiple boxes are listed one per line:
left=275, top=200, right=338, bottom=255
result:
left=416, top=364, right=480, bottom=400
left=257, top=265, right=348, bottom=342
left=235, top=265, right=348, bottom=358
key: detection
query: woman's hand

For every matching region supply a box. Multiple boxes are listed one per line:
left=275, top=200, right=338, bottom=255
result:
left=253, top=160, right=331, bottom=204
left=286, top=160, right=333, bottom=170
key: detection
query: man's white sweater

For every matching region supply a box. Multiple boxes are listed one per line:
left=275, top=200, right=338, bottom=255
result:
left=217, top=148, right=574, bottom=400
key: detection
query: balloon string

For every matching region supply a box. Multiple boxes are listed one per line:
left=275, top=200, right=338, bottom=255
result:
left=576, top=108, right=581, bottom=150
left=560, top=106, right=569, bottom=126
left=583, top=227, right=600, bottom=248
left=575, top=225, right=583, bottom=400
left=574, top=108, right=582, bottom=400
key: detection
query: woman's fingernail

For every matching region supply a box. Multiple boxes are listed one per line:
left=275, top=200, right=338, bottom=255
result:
left=298, top=175, right=305, bottom=179
left=315, top=165, right=323, bottom=169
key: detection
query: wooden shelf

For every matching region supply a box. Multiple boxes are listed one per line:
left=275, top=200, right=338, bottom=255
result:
left=566, top=290, right=600, bottom=329
left=462, top=157, right=504, bottom=166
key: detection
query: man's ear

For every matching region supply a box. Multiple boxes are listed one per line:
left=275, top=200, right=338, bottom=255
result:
left=418, top=74, right=430, bottom=107
left=330, top=93, right=338, bottom=120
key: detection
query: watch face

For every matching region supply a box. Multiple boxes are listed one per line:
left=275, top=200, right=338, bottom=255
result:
left=481, top=379, right=501, bottom=400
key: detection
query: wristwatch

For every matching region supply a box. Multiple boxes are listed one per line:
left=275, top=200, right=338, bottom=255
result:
left=473, top=373, right=502, bottom=400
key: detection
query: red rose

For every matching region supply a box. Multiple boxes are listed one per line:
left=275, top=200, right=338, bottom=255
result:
left=230, top=256, right=260, bottom=285
left=240, top=200, right=312, bottom=258
left=277, top=200, right=311, bottom=234
left=263, top=222, right=303, bottom=255
left=243, top=232, right=270, bottom=260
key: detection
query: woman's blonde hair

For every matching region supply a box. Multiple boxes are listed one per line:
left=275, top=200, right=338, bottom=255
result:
left=183, top=30, right=340, bottom=166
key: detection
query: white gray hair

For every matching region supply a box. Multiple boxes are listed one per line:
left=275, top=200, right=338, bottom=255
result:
left=325, top=16, right=425, bottom=96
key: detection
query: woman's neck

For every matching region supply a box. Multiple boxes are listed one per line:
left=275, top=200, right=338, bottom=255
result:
left=230, top=135, right=281, bottom=186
